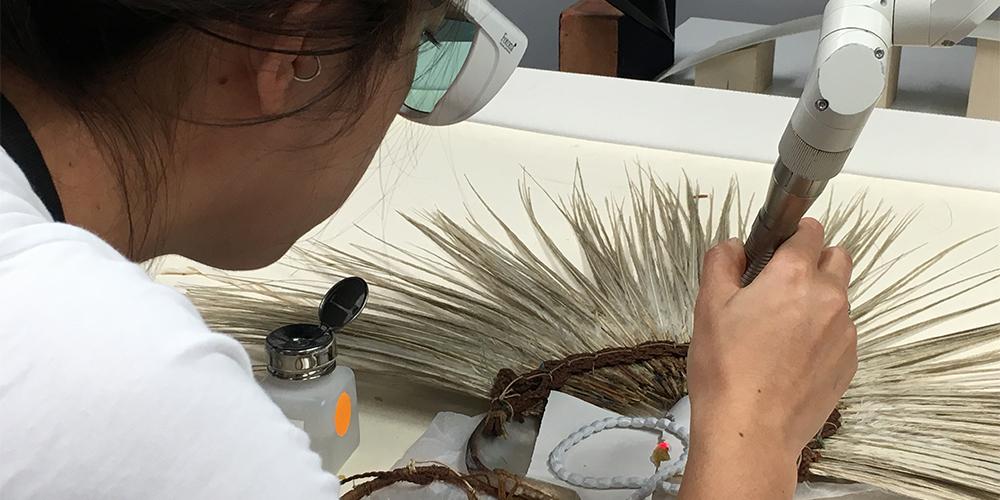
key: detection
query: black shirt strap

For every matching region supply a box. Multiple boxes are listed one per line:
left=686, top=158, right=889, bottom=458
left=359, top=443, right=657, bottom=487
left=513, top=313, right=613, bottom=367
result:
left=1, top=95, right=66, bottom=222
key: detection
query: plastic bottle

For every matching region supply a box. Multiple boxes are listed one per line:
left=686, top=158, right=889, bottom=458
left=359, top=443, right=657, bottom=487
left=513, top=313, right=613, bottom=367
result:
left=259, top=277, right=367, bottom=474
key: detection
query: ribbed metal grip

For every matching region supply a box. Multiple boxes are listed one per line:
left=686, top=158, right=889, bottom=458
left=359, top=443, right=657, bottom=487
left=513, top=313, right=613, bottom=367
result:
left=741, top=224, right=778, bottom=286
left=740, top=212, right=798, bottom=287
left=777, top=124, right=852, bottom=182
left=741, top=161, right=829, bottom=286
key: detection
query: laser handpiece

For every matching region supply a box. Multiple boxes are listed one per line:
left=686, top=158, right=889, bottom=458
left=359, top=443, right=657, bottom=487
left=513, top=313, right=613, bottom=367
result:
left=740, top=0, right=1000, bottom=286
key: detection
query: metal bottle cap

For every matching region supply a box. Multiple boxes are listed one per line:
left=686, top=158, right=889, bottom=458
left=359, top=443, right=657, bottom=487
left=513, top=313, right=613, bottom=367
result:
left=266, top=325, right=336, bottom=381
left=265, top=277, right=369, bottom=381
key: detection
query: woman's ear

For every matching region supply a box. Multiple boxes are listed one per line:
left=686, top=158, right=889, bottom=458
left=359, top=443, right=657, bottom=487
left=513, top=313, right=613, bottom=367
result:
left=252, top=2, right=322, bottom=115
left=254, top=51, right=298, bottom=115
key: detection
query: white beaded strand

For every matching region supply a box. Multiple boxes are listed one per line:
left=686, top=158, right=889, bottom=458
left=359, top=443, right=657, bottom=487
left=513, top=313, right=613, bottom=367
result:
left=547, top=416, right=690, bottom=499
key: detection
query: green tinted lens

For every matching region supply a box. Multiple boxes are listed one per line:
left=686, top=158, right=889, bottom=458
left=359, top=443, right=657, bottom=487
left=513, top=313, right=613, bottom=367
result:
left=404, top=19, right=476, bottom=114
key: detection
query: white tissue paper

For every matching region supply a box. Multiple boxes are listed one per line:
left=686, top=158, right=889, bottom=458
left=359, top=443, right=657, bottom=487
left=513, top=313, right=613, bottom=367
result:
left=370, top=392, right=895, bottom=499
left=369, top=411, right=484, bottom=500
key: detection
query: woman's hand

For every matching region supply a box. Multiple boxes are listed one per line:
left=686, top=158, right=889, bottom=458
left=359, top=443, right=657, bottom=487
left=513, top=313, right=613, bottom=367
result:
left=678, top=218, right=857, bottom=500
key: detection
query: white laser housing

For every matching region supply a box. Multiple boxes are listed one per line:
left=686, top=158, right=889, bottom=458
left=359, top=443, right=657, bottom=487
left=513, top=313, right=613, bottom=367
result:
left=781, top=0, right=892, bottom=180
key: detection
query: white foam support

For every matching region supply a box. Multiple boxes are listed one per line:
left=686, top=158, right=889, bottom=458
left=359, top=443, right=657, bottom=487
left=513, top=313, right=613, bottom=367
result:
left=470, top=68, right=1000, bottom=192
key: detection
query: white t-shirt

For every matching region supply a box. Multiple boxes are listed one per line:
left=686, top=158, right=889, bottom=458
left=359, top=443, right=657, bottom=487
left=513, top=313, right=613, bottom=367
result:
left=0, top=149, right=341, bottom=499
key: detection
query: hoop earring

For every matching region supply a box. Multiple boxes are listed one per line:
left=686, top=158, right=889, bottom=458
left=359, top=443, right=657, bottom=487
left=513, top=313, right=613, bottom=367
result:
left=293, top=56, right=322, bottom=83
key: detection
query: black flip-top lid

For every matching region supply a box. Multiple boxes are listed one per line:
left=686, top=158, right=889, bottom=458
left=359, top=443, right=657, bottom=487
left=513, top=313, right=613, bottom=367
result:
left=318, top=276, right=369, bottom=330
left=265, top=277, right=369, bottom=380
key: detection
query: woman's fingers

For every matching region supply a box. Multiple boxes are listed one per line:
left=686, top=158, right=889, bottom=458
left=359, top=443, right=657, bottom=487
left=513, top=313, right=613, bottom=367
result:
left=774, top=217, right=823, bottom=265
left=754, top=218, right=824, bottom=288
left=689, top=217, right=861, bottom=459
left=818, top=246, right=853, bottom=289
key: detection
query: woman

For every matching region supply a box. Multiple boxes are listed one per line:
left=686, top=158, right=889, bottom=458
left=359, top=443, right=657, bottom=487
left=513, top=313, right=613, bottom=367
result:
left=0, top=1, right=857, bottom=499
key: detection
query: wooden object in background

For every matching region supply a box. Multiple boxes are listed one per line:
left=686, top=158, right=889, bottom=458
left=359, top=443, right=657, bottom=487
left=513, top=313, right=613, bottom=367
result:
left=967, top=39, right=1000, bottom=121
left=875, top=45, right=902, bottom=108
left=559, top=0, right=621, bottom=77
left=694, top=40, right=775, bottom=93
left=559, top=0, right=675, bottom=80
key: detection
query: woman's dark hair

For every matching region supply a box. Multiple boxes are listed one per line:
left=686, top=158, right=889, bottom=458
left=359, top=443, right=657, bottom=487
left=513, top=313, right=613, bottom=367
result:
left=1, top=0, right=423, bottom=257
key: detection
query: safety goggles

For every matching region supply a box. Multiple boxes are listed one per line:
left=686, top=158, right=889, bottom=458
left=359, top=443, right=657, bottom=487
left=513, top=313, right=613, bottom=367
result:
left=399, top=0, right=527, bottom=126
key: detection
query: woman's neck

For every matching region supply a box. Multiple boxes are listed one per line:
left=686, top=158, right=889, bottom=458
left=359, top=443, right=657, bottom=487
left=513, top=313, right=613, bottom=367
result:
left=2, top=71, right=163, bottom=261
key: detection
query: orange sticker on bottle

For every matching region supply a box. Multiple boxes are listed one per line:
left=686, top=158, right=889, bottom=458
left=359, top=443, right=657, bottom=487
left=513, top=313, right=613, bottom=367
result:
left=334, top=391, right=352, bottom=437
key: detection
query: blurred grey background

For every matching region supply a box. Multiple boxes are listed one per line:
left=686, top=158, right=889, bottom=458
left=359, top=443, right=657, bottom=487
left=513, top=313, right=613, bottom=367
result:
left=492, top=0, right=997, bottom=70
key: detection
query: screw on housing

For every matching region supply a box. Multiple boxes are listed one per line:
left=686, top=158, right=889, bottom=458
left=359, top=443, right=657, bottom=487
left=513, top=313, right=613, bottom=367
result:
left=815, top=98, right=830, bottom=111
